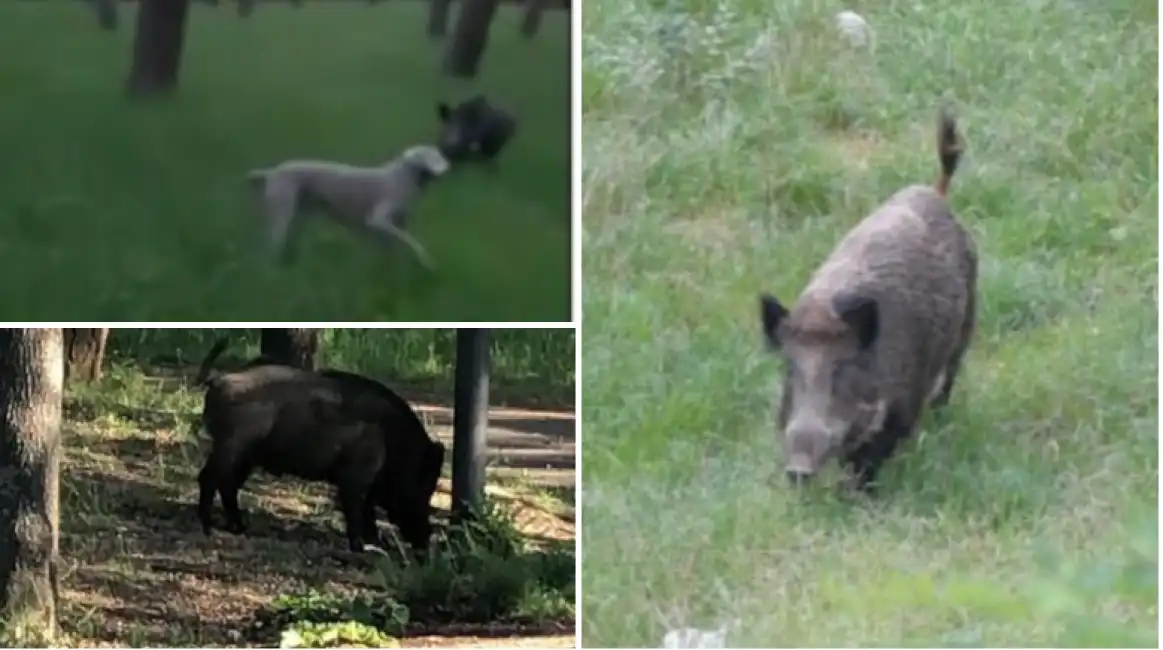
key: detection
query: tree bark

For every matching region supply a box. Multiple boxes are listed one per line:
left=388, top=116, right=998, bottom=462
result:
left=427, top=0, right=454, bottom=38
left=63, top=329, right=109, bottom=384
left=444, top=0, right=500, bottom=78
left=126, top=0, right=191, bottom=99
left=520, top=0, right=548, bottom=38
left=92, top=0, right=119, bottom=31
left=259, top=329, right=319, bottom=370
left=0, top=329, right=63, bottom=646
left=450, top=329, right=489, bottom=525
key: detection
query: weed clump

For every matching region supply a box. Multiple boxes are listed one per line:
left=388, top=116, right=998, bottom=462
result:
left=251, top=499, right=574, bottom=646
left=374, top=500, right=575, bottom=626
left=253, top=589, right=408, bottom=647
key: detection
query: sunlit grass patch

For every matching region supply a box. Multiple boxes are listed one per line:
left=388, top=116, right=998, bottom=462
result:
left=580, top=0, right=1157, bottom=646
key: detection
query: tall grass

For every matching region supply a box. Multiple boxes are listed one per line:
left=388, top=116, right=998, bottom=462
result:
left=581, top=0, right=1157, bottom=646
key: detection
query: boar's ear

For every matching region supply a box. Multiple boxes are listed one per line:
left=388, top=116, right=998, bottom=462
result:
left=436, top=102, right=451, bottom=122
left=759, top=293, right=788, bottom=350
left=834, top=294, right=878, bottom=350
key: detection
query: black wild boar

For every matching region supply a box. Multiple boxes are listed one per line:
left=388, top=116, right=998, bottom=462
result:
left=196, top=363, right=445, bottom=554
left=315, top=368, right=446, bottom=544
left=435, top=95, right=517, bottom=164
left=758, top=103, right=977, bottom=492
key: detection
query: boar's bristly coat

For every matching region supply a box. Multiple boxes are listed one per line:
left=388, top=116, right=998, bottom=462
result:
left=196, top=363, right=445, bottom=554
left=758, top=103, right=976, bottom=492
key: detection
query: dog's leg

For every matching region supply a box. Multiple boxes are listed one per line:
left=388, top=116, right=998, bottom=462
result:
left=368, top=202, right=436, bottom=270
left=262, top=178, right=300, bottom=263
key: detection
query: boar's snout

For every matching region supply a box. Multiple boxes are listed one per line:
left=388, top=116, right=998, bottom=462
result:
left=785, top=451, right=817, bottom=485
left=786, top=468, right=813, bottom=485
left=784, top=417, right=837, bottom=484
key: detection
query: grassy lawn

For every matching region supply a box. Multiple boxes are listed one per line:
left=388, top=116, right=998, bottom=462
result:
left=581, top=0, right=1156, bottom=646
left=0, top=2, right=570, bottom=321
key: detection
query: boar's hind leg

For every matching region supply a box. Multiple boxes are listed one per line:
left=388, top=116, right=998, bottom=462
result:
left=933, top=274, right=978, bottom=410
left=929, top=357, right=962, bottom=411
left=219, top=466, right=254, bottom=534
left=931, top=331, right=973, bottom=411
left=842, top=407, right=916, bottom=493
left=197, top=463, right=219, bottom=535
left=198, top=445, right=253, bottom=535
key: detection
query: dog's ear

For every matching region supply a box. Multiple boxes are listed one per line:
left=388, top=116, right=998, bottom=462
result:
left=436, top=102, right=451, bottom=122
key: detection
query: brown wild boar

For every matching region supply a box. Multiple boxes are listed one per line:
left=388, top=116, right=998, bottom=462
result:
left=758, top=103, right=976, bottom=492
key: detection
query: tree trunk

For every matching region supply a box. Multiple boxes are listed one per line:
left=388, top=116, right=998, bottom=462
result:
left=259, top=329, right=319, bottom=370
left=444, top=0, right=500, bottom=78
left=427, top=0, right=454, bottom=38
left=63, top=329, right=109, bottom=384
left=237, top=0, right=256, bottom=17
left=92, top=0, right=119, bottom=31
left=450, top=329, right=490, bottom=525
left=0, top=329, right=63, bottom=646
left=520, top=0, right=548, bottom=38
left=126, top=0, right=191, bottom=99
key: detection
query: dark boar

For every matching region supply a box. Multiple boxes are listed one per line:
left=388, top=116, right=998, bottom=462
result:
left=316, top=368, right=446, bottom=547
left=435, top=95, right=517, bottom=164
left=196, top=364, right=442, bottom=553
left=758, top=103, right=976, bottom=492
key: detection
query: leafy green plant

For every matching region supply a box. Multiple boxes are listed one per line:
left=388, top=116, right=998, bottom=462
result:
left=255, top=589, right=408, bottom=644
left=278, top=620, right=399, bottom=649
left=374, top=500, right=576, bottom=624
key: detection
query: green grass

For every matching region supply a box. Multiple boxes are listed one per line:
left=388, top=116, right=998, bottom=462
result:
left=0, top=2, right=570, bottom=320
left=105, top=327, right=576, bottom=408
left=580, top=0, right=1157, bottom=646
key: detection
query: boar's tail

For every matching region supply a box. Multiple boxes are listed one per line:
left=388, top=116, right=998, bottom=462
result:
left=935, top=102, right=964, bottom=197
left=196, top=336, right=232, bottom=386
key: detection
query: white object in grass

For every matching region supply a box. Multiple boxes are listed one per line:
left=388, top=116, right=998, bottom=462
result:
left=662, top=620, right=739, bottom=648
left=835, top=10, right=873, bottom=48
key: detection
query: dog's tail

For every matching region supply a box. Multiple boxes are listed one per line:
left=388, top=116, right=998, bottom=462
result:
left=935, top=102, right=964, bottom=197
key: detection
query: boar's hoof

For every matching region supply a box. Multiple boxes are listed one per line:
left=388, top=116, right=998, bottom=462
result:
left=224, top=520, right=247, bottom=535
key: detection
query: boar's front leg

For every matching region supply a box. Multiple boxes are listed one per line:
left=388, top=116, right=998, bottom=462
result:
left=842, top=406, right=916, bottom=493
left=336, top=482, right=375, bottom=553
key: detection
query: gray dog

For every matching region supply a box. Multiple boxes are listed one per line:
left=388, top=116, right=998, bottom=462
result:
left=246, top=144, right=450, bottom=269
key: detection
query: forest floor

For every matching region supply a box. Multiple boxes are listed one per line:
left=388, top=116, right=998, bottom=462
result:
left=59, top=370, right=576, bottom=648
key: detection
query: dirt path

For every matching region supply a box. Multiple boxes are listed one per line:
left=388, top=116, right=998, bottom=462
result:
left=419, top=404, right=576, bottom=538
left=60, top=400, right=576, bottom=648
